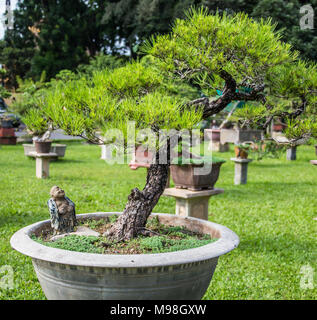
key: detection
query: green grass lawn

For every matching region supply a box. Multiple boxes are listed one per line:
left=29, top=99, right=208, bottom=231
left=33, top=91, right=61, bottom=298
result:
left=0, top=141, right=316, bottom=300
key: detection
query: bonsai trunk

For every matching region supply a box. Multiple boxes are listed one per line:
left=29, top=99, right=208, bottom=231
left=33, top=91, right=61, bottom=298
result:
left=105, top=162, right=169, bottom=241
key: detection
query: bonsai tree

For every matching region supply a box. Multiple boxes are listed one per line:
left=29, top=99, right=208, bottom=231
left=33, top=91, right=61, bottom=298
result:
left=22, top=108, right=53, bottom=142
left=30, top=9, right=317, bottom=241
left=231, top=60, right=317, bottom=145
left=17, top=71, right=75, bottom=141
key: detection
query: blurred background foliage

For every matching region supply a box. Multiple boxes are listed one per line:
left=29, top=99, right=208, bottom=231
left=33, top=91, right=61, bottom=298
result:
left=0, top=0, right=316, bottom=88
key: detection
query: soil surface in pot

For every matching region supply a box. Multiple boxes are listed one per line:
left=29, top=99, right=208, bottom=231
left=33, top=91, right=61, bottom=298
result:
left=32, top=215, right=217, bottom=254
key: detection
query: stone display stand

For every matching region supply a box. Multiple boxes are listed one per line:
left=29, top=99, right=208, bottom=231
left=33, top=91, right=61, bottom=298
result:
left=231, top=158, right=252, bottom=185
left=286, top=146, right=297, bottom=161
left=24, top=144, right=66, bottom=160
left=29, top=152, right=58, bottom=179
left=100, top=144, right=112, bottom=160
left=163, top=187, right=224, bottom=220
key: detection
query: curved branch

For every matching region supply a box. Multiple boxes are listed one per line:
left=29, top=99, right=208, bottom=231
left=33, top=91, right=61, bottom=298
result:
left=234, top=84, right=266, bottom=103
left=187, top=69, right=238, bottom=119
left=276, top=96, right=308, bottom=120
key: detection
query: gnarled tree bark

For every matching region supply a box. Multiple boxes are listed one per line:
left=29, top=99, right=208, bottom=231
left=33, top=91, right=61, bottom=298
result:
left=105, top=149, right=170, bottom=241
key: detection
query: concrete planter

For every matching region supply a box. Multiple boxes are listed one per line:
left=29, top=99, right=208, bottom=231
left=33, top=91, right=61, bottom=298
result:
left=34, top=141, right=52, bottom=154
left=10, top=212, right=239, bottom=300
left=170, top=162, right=224, bottom=191
left=205, top=129, right=229, bottom=152
left=205, top=129, right=220, bottom=142
left=23, top=144, right=67, bottom=160
left=220, top=129, right=263, bottom=144
left=50, top=144, right=67, bottom=157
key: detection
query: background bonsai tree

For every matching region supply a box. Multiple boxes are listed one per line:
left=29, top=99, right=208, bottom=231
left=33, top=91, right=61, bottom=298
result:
left=22, top=108, right=53, bottom=142
left=30, top=9, right=317, bottom=241
left=231, top=60, right=317, bottom=145
left=10, top=72, right=48, bottom=117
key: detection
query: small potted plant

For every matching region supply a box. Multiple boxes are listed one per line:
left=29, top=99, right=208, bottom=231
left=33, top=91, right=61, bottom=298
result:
left=22, top=108, right=53, bottom=153
left=234, top=143, right=250, bottom=159
left=170, top=141, right=225, bottom=190
left=170, top=155, right=225, bottom=191
left=22, top=109, right=67, bottom=159
left=273, top=118, right=287, bottom=132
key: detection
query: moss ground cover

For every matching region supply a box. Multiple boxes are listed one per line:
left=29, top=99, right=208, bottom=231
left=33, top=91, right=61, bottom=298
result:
left=32, top=216, right=216, bottom=254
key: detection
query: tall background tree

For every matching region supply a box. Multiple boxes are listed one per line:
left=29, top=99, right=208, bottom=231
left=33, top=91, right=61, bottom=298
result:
left=0, top=0, right=37, bottom=88
left=0, top=0, right=316, bottom=87
left=0, top=0, right=111, bottom=85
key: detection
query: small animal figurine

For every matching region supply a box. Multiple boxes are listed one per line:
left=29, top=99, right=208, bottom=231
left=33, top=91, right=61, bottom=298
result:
left=47, top=186, right=76, bottom=235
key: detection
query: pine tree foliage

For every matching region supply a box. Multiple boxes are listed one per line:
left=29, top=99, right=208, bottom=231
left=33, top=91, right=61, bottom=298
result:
left=25, top=61, right=203, bottom=145
left=25, top=10, right=317, bottom=146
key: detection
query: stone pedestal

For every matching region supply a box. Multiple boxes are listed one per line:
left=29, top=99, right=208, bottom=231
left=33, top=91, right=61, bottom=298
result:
left=29, top=152, right=58, bottom=179
left=286, top=146, right=297, bottom=161
left=231, top=158, right=252, bottom=185
left=163, top=188, right=224, bottom=220
left=100, top=144, right=112, bottom=160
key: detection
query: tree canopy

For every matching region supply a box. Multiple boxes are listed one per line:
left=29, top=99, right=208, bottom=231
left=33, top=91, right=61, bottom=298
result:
left=24, top=9, right=317, bottom=147
left=21, top=8, right=317, bottom=241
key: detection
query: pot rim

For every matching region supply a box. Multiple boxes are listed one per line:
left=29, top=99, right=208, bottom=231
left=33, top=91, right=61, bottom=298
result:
left=170, top=161, right=225, bottom=167
left=10, top=212, right=239, bottom=268
left=23, top=143, right=67, bottom=147
left=34, top=140, right=52, bottom=143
